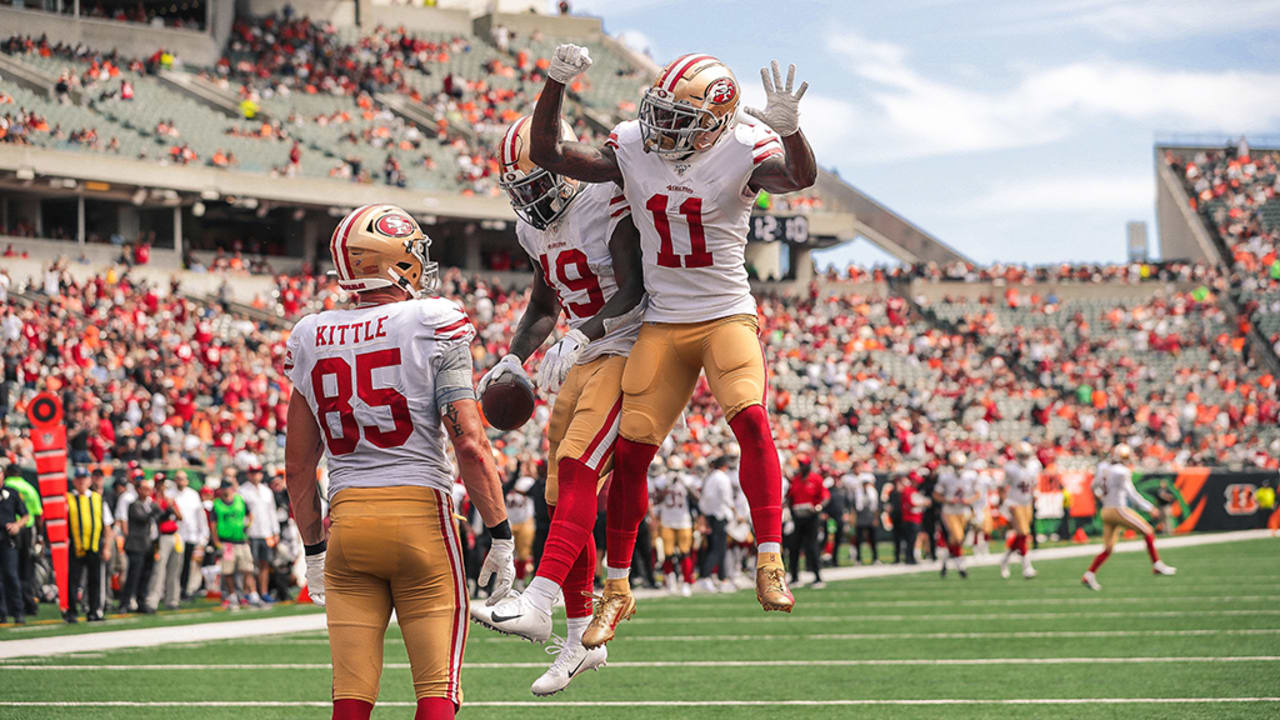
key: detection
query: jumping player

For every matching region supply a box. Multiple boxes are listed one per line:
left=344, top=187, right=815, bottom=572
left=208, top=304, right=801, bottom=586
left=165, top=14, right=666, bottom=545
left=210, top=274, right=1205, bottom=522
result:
left=1082, top=444, right=1176, bottom=590
left=529, top=45, right=817, bottom=648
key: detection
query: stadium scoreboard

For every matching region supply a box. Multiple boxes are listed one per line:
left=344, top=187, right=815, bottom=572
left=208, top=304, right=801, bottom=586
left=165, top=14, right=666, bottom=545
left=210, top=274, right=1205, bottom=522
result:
left=749, top=214, right=810, bottom=245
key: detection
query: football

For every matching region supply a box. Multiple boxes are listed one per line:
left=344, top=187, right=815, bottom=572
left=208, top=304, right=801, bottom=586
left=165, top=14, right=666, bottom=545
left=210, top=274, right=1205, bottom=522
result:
left=480, top=372, right=537, bottom=431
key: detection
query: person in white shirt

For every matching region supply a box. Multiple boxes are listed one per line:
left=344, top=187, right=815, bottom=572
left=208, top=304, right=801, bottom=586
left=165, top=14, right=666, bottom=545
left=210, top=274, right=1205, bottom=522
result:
left=1082, top=445, right=1176, bottom=590
left=697, top=455, right=736, bottom=592
left=850, top=469, right=880, bottom=565
left=169, top=470, right=208, bottom=599
left=238, top=466, right=279, bottom=605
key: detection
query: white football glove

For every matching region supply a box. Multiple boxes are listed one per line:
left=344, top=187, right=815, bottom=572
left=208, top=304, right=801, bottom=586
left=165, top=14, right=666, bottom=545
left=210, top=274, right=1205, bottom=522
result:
left=744, top=60, right=809, bottom=137
left=480, top=537, right=516, bottom=605
left=536, top=329, right=588, bottom=394
left=477, top=353, right=529, bottom=397
left=548, top=43, right=593, bottom=85
left=305, top=552, right=326, bottom=607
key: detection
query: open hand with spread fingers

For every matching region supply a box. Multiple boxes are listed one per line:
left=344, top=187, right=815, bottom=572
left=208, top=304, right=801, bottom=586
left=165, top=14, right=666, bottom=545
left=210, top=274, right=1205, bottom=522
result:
left=548, top=43, right=593, bottom=85
left=745, top=60, right=809, bottom=137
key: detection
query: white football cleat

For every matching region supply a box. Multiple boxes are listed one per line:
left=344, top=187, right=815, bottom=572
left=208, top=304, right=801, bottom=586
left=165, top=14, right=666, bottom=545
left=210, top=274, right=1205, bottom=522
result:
left=1081, top=571, right=1101, bottom=591
left=470, top=592, right=552, bottom=643
left=1022, top=566, right=1037, bottom=579
left=1000, top=562, right=1011, bottom=579
left=1153, top=561, right=1177, bottom=576
left=530, top=635, right=607, bottom=696
left=696, top=578, right=719, bottom=594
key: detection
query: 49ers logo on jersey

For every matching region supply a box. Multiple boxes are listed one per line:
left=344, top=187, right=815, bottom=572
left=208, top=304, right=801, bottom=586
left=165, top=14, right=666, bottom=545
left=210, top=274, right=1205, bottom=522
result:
left=1224, top=484, right=1259, bottom=515
left=707, top=78, right=737, bottom=105
left=374, top=212, right=416, bottom=238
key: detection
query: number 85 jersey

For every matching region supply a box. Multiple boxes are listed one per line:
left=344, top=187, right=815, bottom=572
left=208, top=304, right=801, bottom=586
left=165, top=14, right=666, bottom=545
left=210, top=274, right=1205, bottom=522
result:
left=607, top=115, right=782, bottom=323
left=284, top=298, right=474, bottom=498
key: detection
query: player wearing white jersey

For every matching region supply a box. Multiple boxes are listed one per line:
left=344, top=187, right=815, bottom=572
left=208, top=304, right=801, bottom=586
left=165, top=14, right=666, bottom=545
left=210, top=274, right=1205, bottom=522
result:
left=530, top=44, right=817, bottom=647
left=654, top=456, right=697, bottom=596
left=933, top=452, right=977, bottom=578
left=968, top=461, right=994, bottom=555
left=284, top=204, right=514, bottom=720
left=1082, top=445, right=1176, bottom=590
left=467, top=115, right=644, bottom=696
left=999, top=442, right=1041, bottom=579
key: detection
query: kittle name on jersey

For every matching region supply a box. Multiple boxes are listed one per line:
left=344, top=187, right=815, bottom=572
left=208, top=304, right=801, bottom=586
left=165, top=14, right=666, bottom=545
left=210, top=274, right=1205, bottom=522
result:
left=315, top=316, right=390, bottom=347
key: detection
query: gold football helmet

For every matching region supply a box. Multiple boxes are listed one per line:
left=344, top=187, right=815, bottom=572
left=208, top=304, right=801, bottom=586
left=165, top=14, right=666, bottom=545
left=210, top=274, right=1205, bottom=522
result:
left=329, top=204, right=438, bottom=296
left=1016, top=441, right=1034, bottom=459
left=498, top=115, right=581, bottom=230
left=639, top=53, right=740, bottom=157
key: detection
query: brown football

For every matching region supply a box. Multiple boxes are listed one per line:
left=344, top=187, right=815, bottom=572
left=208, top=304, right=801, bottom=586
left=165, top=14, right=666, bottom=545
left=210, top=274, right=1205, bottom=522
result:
left=480, top=372, right=536, bottom=431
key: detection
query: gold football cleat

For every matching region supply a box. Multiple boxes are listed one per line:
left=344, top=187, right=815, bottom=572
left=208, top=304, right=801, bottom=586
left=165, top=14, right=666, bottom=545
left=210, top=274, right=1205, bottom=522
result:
left=755, top=551, right=795, bottom=613
left=581, top=578, right=636, bottom=649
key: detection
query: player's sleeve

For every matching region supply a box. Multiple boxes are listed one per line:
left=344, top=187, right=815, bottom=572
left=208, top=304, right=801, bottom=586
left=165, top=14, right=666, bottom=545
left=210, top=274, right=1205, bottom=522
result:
left=423, top=300, right=477, bottom=413
left=283, top=316, right=313, bottom=388
left=607, top=183, right=630, bottom=222
left=748, top=122, right=783, bottom=167
left=1121, top=470, right=1154, bottom=513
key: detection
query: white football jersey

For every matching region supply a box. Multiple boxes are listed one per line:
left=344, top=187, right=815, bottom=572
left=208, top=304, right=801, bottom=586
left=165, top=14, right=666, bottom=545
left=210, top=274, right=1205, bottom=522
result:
left=285, top=298, right=474, bottom=500
left=1002, top=460, right=1041, bottom=507
left=515, top=181, right=640, bottom=364
left=935, top=466, right=976, bottom=513
left=971, top=472, right=993, bottom=514
left=607, top=115, right=782, bottom=323
left=1092, top=463, right=1154, bottom=513
left=654, top=472, right=694, bottom=529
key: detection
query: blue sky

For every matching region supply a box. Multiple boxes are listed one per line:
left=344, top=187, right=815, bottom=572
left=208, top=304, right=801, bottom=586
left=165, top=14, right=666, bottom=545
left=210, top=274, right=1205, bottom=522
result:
left=562, top=0, right=1280, bottom=267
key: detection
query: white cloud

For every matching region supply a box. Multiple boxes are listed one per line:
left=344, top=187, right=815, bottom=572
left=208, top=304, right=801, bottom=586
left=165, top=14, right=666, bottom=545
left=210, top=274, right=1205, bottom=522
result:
left=818, top=30, right=1280, bottom=163
left=614, top=29, right=656, bottom=59
left=959, top=174, right=1152, bottom=216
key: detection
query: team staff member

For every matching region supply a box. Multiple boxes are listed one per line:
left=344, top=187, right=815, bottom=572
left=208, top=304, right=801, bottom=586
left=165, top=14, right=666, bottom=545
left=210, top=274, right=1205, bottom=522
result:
left=4, top=464, right=42, bottom=615
left=786, top=455, right=828, bottom=589
left=238, top=465, right=279, bottom=605
left=65, top=469, right=113, bottom=622
left=698, top=455, right=736, bottom=589
left=211, top=480, right=257, bottom=608
left=0, top=472, right=29, bottom=623
left=170, top=470, right=207, bottom=600
left=121, top=478, right=160, bottom=613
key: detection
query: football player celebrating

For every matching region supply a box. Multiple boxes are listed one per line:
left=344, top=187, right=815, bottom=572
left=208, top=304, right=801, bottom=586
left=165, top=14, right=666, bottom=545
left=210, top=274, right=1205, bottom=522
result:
left=529, top=45, right=817, bottom=647
left=467, top=115, right=645, bottom=696
left=933, top=451, right=976, bottom=579
left=284, top=205, right=516, bottom=720
left=1082, top=444, right=1176, bottom=591
left=999, top=442, right=1040, bottom=579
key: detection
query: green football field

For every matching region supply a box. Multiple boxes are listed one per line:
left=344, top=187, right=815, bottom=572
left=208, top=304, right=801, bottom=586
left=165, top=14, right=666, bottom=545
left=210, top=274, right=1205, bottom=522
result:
left=2, top=536, right=1278, bottom=719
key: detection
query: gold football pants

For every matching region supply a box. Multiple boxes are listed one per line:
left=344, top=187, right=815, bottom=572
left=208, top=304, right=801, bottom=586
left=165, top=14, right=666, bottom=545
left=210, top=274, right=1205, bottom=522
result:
left=1010, top=505, right=1033, bottom=536
left=620, top=314, right=766, bottom=446
left=1100, top=506, right=1153, bottom=550
left=546, top=354, right=625, bottom=502
left=326, top=486, right=467, bottom=705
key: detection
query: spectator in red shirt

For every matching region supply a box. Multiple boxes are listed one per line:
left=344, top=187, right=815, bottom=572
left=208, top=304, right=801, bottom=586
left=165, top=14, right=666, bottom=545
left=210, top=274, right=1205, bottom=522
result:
left=786, top=455, right=829, bottom=588
left=893, top=474, right=924, bottom=565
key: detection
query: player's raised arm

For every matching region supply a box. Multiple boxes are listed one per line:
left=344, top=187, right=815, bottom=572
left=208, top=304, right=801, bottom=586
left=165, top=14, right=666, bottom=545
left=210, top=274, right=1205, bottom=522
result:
left=747, top=60, right=818, bottom=194
left=530, top=44, right=624, bottom=184
left=536, top=213, right=645, bottom=392
left=284, top=387, right=328, bottom=606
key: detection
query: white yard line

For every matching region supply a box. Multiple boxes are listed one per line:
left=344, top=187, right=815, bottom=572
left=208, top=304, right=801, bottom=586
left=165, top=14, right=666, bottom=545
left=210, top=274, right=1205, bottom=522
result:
left=511, top=628, right=1280, bottom=643
left=2, top=698, right=1278, bottom=708
left=5, top=656, right=1280, bottom=670
left=624, top=609, right=1280, bottom=624
left=662, top=594, right=1276, bottom=609
left=0, top=529, right=1271, bottom=660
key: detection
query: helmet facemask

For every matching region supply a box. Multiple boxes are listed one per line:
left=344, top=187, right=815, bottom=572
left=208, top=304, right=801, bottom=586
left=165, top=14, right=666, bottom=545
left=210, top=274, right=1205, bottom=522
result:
left=639, top=86, right=730, bottom=157
left=402, top=234, right=439, bottom=296
left=500, top=165, right=579, bottom=230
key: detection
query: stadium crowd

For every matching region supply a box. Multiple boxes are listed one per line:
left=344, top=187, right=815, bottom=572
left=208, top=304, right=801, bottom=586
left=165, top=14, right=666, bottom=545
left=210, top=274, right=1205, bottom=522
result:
left=2, top=249, right=1277, bottom=620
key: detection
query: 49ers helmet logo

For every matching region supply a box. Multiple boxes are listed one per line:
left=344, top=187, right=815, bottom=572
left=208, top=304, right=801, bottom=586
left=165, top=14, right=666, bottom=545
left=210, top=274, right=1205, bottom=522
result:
left=707, top=78, right=737, bottom=105
left=374, top=212, right=417, bottom=238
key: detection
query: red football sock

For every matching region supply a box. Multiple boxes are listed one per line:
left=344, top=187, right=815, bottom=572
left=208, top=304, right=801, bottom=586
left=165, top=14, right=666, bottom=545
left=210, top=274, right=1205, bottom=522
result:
left=333, top=699, right=373, bottom=720
left=727, top=405, right=783, bottom=545
left=415, top=697, right=455, bottom=720
left=563, top=531, right=596, bottom=619
left=1088, top=548, right=1111, bottom=573
left=605, top=438, right=657, bottom=569
left=535, top=458, right=598, bottom=586
left=681, top=554, right=695, bottom=584
left=1143, top=534, right=1160, bottom=563
left=1006, top=534, right=1017, bottom=551
left=949, top=542, right=962, bottom=558
left=1018, top=534, right=1030, bottom=556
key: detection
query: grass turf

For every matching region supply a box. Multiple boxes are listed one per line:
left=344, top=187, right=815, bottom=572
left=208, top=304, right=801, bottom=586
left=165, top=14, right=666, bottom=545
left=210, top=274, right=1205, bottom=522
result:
left=2, top=536, right=1277, bottom=719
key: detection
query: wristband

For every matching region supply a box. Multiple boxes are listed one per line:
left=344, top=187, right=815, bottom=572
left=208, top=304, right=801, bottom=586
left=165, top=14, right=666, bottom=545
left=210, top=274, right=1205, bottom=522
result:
left=304, top=540, right=327, bottom=556
left=487, top=519, right=513, bottom=540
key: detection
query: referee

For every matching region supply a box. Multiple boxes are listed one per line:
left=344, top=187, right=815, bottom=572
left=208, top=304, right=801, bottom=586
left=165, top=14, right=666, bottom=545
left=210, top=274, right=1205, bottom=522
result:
left=66, top=469, right=112, bottom=622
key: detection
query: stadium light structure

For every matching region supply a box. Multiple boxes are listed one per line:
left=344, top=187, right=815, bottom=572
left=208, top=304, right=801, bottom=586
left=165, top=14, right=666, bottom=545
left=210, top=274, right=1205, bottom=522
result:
left=131, top=188, right=147, bottom=206
left=192, top=202, right=206, bottom=218
left=15, top=167, right=35, bottom=181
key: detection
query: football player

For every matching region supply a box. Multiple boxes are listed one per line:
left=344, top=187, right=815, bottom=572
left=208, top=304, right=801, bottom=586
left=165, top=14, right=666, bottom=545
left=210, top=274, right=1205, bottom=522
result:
left=1082, top=444, right=1176, bottom=590
left=283, top=205, right=516, bottom=720
left=999, top=442, right=1040, bottom=579
left=933, top=451, right=976, bottom=579
left=654, top=455, right=696, bottom=596
left=466, top=115, right=644, bottom=696
left=529, top=45, right=817, bottom=647
left=968, top=459, right=994, bottom=556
